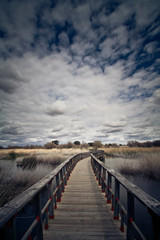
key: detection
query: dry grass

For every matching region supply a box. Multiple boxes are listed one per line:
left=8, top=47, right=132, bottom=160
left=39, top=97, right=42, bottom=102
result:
left=0, top=163, right=53, bottom=207
left=0, top=148, right=88, bottom=160
left=120, top=152, right=160, bottom=180
left=0, top=148, right=88, bottom=207
left=102, top=146, right=160, bottom=158
left=102, top=146, right=160, bottom=180
left=138, top=152, right=160, bottom=180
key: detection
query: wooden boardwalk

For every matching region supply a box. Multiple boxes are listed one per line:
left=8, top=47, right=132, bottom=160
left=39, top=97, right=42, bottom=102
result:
left=43, top=157, right=125, bottom=240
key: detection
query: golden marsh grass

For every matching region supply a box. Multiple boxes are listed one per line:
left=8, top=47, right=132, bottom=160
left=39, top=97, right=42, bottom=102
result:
left=0, top=148, right=88, bottom=207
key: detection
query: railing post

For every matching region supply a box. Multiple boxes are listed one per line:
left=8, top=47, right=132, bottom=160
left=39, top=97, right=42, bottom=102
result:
left=67, top=162, right=71, bottom=180
left=101, top=168, right=106, bottom=193
left=70, top=159, right=73, bottom=174
left=127, top=191, right=134, bottom=240
left=35, top=192, right=43, bottom=240
left=98, top=164, right=101, bottom=186
left=54, top=193, right=57, bottom=209
left=153, top=215, right=160, bottom=240
left=120, top=209, right=125, bottom=232
left=93, top=157, right=95, bottom=169
left=59, top=169, right=63, bottom=195
left=107, top=173, right=112, bottom=203
left=91, top=155, right=93, bottom=168
left=95, top=160, right=98, bottom=179
left=45, top=208, right=49, bottom=230
left=114, top=179, right=120, bottom=220
left=56, top=173, right=61, bottom=202
left=61, top=168, right=65, bottom=193
left=3, top=216, right=16, bottom=240
left=49, top=180, right=54, bottom=219
left=91, top=156, right=96, bottom=176
left=148, top=209, right=160, bottom=240
left=44, top=185, right=50, bottom=230
left=64, top=166, right=67, bottom=186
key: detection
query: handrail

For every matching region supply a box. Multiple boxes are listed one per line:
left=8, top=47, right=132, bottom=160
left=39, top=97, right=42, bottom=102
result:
left=91, top=153, right=160, bottom=240
left=0, top=151, right=91, bottom=239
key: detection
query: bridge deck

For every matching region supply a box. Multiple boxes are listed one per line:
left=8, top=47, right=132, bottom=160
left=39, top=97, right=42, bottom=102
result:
left=43, top=157, right=125, bottom=240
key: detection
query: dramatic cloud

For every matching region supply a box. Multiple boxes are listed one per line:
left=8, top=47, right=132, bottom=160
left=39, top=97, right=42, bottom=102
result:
left=0, top=64, right=28, bottom=94
left=46, top=106, right=65, bottom=117
left=0, top=0, right=159, bottom=146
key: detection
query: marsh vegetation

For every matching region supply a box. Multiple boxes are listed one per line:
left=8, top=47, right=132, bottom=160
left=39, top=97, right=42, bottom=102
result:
left=0, top=148, right=87, bottom=207
left=103, top=147, right=160, bottom=180
left=0, top=146, right=160, bottom=207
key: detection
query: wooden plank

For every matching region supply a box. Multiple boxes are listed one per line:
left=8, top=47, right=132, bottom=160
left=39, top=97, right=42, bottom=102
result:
left=43, top=157, right=125, bottom=240
left=44, top=231, right=124, bottom=240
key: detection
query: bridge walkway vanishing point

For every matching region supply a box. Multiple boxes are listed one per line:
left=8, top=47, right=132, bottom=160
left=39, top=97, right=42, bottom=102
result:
left=43, top=157, right=125, bottom=240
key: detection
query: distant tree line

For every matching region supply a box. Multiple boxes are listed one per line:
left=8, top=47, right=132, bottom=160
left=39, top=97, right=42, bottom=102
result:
left=44, top=141, right=89, bottom=149
left=2, top=145, right=43, bottom=149
left=0, top=139, right=160, bottom=149
left=127, top=140, right=160, bottom=147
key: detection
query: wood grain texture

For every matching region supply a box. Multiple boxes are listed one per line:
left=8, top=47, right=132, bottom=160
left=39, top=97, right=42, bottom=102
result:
left=43, top=157, right=125, bottom=240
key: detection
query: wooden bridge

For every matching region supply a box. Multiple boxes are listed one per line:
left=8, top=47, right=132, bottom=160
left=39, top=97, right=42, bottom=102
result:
left=0, top=151, right=160, bottom=240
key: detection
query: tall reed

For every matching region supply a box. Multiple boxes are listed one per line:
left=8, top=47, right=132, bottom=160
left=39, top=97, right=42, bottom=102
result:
left=0, top=148, right=88, bottom=207
left=120, top=152, right=160, bottom=180
left=0, top=163, right=53, bottom=207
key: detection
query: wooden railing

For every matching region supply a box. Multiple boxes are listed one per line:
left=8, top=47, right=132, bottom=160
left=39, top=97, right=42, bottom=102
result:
left=0, top=152, right=91, bottom=240
left=91, top=153, right=160, bottom=240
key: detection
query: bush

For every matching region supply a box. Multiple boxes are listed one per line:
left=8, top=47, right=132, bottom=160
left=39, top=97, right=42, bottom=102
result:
left=74, top=141, right=81, bottom=146
left=44, top=142, right=57, bottom=149
left=64, top=142, right=74, bottom=148
left=81, top=142, right=89, bottom=149
left=93, top=141, right=102, bottom=149
left=8, top=151, right=17, bottom=160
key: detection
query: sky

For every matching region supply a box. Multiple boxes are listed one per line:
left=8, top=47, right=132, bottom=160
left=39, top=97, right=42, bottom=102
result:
left=0, top=0, right=160, bottom=147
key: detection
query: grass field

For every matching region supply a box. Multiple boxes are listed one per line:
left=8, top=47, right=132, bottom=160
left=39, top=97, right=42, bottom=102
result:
left=0, top=148, right=87, bottom=160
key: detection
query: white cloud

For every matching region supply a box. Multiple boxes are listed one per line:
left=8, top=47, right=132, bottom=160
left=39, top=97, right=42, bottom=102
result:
left=149, top=89, right=160, bottom=105
left=0, top=0, right=159, bottom=146
left=0, top=49, right=159, bottom=145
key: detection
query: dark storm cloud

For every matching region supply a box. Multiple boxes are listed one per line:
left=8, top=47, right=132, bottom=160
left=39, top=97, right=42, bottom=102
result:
left=52, top=127, right=63, bottom=133
left=48, top=133, right=69, bottom=139
left=46, top=108, right=65, bottom=117
left=1, top=126, right=22, bottom=135
left=135, top=123, right=154, bottom=128
left=0, top=64, right=28, bottom=94
left=98, top=127, right=124, bottom=135
left=0, top=121, right=7, bottom=128
left=126, top=133, right=151, bottom=141
left=105, top=128, right=123, bottom=134
left=104, top=122, right=127, bottom=128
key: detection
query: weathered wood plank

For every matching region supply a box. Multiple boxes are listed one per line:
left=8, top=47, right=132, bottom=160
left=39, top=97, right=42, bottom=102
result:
left=44, top=231, right=124, bottom=240
left=43, top=157, right=125, bottom=240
